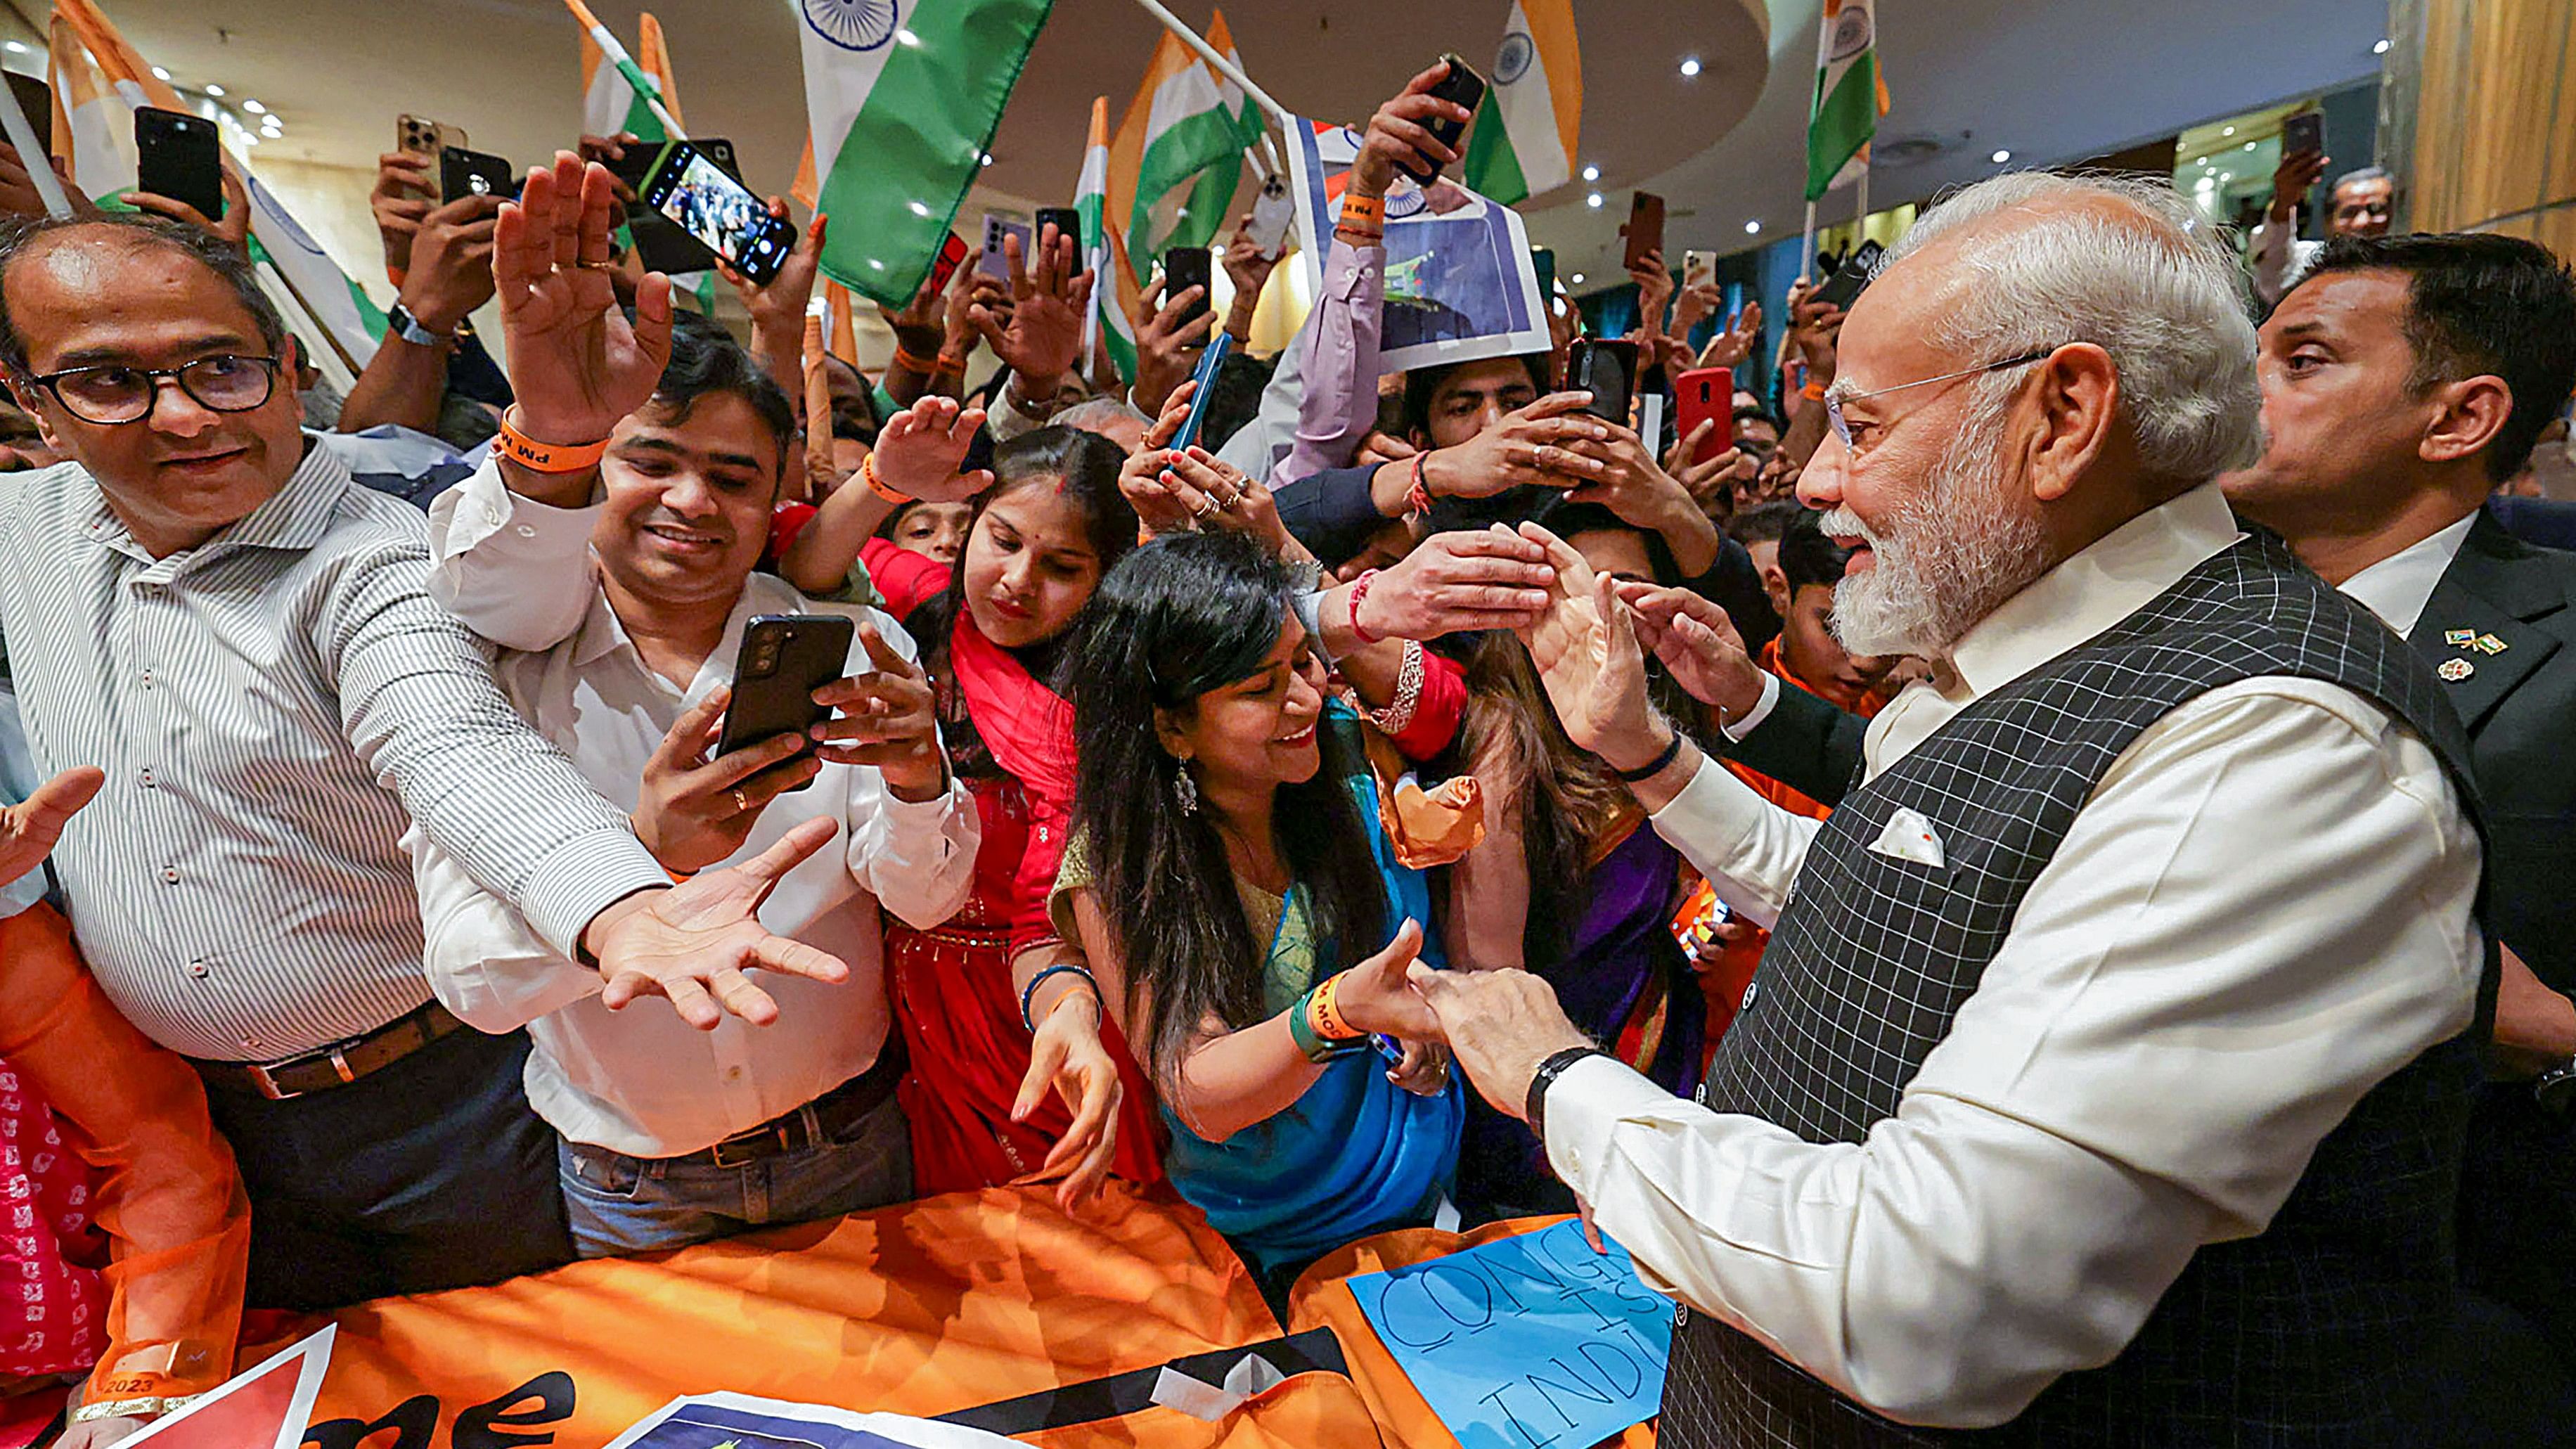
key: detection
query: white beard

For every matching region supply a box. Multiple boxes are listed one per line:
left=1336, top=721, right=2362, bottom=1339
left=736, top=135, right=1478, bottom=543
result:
left=1821, top=396, right=2049, bottom=659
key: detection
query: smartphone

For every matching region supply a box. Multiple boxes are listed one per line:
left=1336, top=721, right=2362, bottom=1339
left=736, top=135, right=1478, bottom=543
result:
left=1675, top=366, right=1735, bottom=463
left=926, top=231, right=970, bottom=296
left=714, top=614, right=857, bottom=787
left=978, top=213, right=1031, bottom=280
left=1164, top=245, right=1213, bottom=329
left=1398, top=53, right=1486, bottom=185
left=1568, top=337, right=1638, bottom=427
left=641, top=140, right=796, bottom=285
left=439, top=145, right=517, bottom=205
left=1168, top=332, right=1235, bottom=454
left=1810, top=238, right=1883, bottom=311
left=1623, top=191, right=1668, bottom=271
left=2281, top=109, right=2325, bottom=160
left=622, top=138, right=734, bottom=273
left=1033, top=205, right=1081, bottom=259
left=135, top=107, right=222, bottom=221
left=603, top=137, right=669, bottom=196
left=1531, top=245, right=1557, bottom=300
left=397, top=115, right=466, bottom=160
left=1247, top=175, right=1293, bottom=257
left=1682, top=250, right=1717, bottom=291
left=3, top=73, right=53, bottom=153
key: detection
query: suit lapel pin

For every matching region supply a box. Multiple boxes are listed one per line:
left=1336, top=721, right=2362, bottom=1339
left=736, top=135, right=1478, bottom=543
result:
left=2473, top=633, right=2509, bottom=655
left=2444, top=628, right=2477, bottom=648
left=2438, top=657, right=2475, bottom=682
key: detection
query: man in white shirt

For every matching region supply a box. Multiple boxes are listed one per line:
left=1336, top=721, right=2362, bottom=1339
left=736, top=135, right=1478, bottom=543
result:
left=415, top=154, right=979, bottom=1256
left=2225, top=230, right=2576, bottom=1381
left=2247, top=145, right=2394, bottom=307
left=1412, top=173, right=2490, bottom=1443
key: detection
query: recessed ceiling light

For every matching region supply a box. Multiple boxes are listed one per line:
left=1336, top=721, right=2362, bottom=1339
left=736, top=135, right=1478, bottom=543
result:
left=241, top=98, right=267, bottom=115
left=1680, top=57, right=1701, bottom=77
left=2242, top=141, right=2256, bottom=151
left=2222, top=126, right=2235, bottom=137
left=1744, top=219, right=1761, bottom=234
left=1991, top=149, right=2011, bottom=164
left=1, top=41, right=26, bottom=55
left=203, top=83, right=224, bottom=96
left=1569, top=273, right=1585, bottom=286
left=978, top=153, right=992, bottom=167
left=1581, top=163, right=1600, bottom=183
left=151, top=65, right=170, bottom=79
left=1586, top=191, right=1603, bottom=209
left=2373, top=37, right=2391, bottom=53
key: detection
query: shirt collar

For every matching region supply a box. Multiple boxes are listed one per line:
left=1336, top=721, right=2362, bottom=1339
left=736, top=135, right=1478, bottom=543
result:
left=1946, top=479, right=2245, bottom=700
left=2337, top=510, right=2477, bottom=639
left=570, top=572, right=787, bottom=707
left=84, top=432, right=352, bottom=562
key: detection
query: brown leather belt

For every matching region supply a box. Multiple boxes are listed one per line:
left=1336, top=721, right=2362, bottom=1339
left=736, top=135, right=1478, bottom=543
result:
left=191, top=998, right=465, bottom=1100
left=686, top=1034, right=908, bottom=1168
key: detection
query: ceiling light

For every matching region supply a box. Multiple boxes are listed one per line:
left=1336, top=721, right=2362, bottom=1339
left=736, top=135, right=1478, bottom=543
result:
left=2220, top=172, right=2234, bottom=183
left=241, top=98, right=267, bottom=115
left=2243, top=141, right=2256, bottom=151
left=1581, top=163, right=1599, bottom=183
left=2374, top=37, right=2391, bottom=53
left=977, top=153, right=992, bottom=167
left=1586, top=191, right=1603, bottom=209
left=1569, top=273, right=1585, bottom=286
left=262, top=119, right=283, bottom=134
left=1679, top=57, right=1701, bottom=77
left=151, top=65, right=170, bottom=79
left=203, top=83, right=224, bottom=96
left=1990, top=149, right=2011, bottom=164
left=1, top=41, right=25, bottom=55
left=1744, top=219, right=1761, bottom=234
left=2221, top=126, right=2235, bottom=137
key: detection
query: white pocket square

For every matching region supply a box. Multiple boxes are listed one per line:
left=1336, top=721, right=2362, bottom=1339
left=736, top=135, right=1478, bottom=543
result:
left=1867, top=807, right=1947, bottom=868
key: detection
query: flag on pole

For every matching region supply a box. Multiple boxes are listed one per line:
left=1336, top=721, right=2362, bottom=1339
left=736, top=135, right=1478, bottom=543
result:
left=1805, top=0, right=1889, bottom=202
left=1076, top=97, right=1138, bottom=384
left=583, top=10, right=683, bottom=138
left=48, top=0, right=384, bottom=387
left=1462, top=0, right=1581, bottom=206
left=800, top=0, right=1054, bottom=308
left=1107, top=8, right=1261, bottom=285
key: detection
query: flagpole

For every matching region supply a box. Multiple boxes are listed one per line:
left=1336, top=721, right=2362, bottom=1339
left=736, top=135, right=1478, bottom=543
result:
left=0, top=72, right=70, bottom=217
left=561, top=0, right=687, bottom=139
left=1123, top=0, right=1292, bottom=131
left=1801, top=200, right=1817, bottom=282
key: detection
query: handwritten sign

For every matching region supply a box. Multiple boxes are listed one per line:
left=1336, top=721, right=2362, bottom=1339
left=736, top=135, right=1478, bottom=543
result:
left=1350, top=1221, right=1674, bottom=1448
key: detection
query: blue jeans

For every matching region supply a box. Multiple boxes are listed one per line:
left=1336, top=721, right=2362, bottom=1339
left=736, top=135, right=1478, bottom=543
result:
left=559, top=1093, right=913, bottom=1258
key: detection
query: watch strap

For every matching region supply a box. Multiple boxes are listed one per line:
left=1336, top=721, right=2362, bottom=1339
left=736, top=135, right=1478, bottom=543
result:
left=1526, top=1044, right=1610, bottom=1143
left=387, top=302, right=452, bottom=347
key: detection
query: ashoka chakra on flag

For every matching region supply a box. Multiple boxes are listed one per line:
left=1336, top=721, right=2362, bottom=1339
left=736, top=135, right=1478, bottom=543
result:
left=804, top=0, right=901, bottom=51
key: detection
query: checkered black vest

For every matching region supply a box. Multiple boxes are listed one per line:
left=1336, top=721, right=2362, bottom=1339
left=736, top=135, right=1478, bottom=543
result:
left=1659, top=525, right=2486, bottom=1448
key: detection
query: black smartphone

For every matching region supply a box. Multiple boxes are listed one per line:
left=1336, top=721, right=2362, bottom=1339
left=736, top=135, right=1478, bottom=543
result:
left=1810, top=238, right=1884, bottom=311
left=641, top=140, right=795, bottom=285
left=1398, top=53, right=1486, bottom=185
left=603, top=136, right=667, bottom=195
left=1033, top=205, right=1081, bottom=257
left=714, top=614, right=857, bottom=788
left=439, top=145, right=517, bottom=205
left=624, top=138, right=739, bottom=275
left=1531, top=245, right=1557, bottom=301
left=1168, top=332, right=1235, bottom=454
left=1164, top=245, right=1212, bottom=328
left=1568, top=337, right=1638, bottom=427
left=2281, top=110, right=2325, bottom=160
left=5, top=73, right=53, bottom=154
left=135, top=107, right=222, bottom=221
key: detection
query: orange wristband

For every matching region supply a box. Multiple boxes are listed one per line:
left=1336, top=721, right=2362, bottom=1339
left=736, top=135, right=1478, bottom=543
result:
left=1801, top=379, right=1829, bottom=401
left=1339, top=191, right=1386, bottom=231
left=892, top=345, right=941, bottom=375
left=863, top=451, right=911, bottom=505
left=1307, top=970, right=1363, bottom=1041
left=496, top=408, right=610, bottom=473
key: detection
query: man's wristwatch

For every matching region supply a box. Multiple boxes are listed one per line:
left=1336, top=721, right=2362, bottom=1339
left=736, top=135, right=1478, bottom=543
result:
left=2536, top=1056, right=2576, bottom=1118
left=1526, top=1044, right=1611, bottom=1144
left=387, top=301, right=454, bottom=347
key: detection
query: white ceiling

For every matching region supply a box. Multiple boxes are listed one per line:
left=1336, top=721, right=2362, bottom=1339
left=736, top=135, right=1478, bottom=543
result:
left=8, top=0, right=2392, bottom=292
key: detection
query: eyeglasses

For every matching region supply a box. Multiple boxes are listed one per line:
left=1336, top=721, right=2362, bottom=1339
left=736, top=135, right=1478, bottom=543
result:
left=24, top=354, right=281, bottom=426
left=1826, top=349, right=2055, bottom=451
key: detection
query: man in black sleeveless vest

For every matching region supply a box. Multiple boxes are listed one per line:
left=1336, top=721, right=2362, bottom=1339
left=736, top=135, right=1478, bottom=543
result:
left=1415, top=173, right=2493, bottom=1444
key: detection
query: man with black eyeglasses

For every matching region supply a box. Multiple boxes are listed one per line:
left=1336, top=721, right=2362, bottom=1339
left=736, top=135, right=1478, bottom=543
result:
left=0, top=212, right=854, bottom=1311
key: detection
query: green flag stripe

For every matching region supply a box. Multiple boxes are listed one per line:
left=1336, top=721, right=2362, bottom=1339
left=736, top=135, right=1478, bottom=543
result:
left=1805, top=53, right=1876, bottom=200
left=1462, top=93, right=1531, bottom=207
left=1126, top=106, right=1250, bottom=280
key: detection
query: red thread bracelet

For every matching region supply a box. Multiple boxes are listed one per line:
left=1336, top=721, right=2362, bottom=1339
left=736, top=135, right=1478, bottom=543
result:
left=1348, top=568, right=1385, bottom=646
left=1405, top=450, right=1433, bottom=519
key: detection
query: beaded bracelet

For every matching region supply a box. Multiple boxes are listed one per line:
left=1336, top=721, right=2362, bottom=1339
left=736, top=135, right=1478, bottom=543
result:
left=1019, top=962, right=1102, bottom=1033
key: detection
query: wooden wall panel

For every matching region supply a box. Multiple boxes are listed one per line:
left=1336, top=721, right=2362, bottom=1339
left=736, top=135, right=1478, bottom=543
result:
left=2402, top=0, right=2575, bottom=252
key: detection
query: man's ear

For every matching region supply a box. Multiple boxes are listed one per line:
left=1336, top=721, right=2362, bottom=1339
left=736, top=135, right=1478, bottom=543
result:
left=2026, top=342, right=2118, bottom=504
left=1762, top=563, right=1791, bottom=617
left=2420, top=374, right=2514, bottom=471
left=6, top=374, right=67, bottom=455
left=278, top=334, right=304, bottom=399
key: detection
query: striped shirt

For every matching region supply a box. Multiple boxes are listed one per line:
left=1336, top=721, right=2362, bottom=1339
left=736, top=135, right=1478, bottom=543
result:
left=0, top=441, right=671, bottom=1062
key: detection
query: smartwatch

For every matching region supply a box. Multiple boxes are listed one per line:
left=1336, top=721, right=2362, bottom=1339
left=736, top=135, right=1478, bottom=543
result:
left=2537, top=1057, right=2576, bottom=1119
left=1526, top=1045, right=1611, bottom=1145
left=386, top=302, right=453, bottom=347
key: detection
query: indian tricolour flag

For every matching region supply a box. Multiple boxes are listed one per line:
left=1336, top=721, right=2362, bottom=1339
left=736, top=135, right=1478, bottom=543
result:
left=49, top=0, right=383, bottom=389
left=1076, top=97, right=1138, bottom=384
left=1806, top=0, right=1890, bottom=201
left=1462, top=0, right=1581, bottom=207
left=800, top=0, right=1054, bottom=307
left=577, top=11, right=716, bottom=314
left=1108, top=8, right=1261, bottom=285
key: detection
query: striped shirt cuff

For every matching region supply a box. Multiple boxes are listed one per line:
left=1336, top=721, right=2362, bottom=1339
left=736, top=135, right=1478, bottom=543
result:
left=514, top=828, right=677, bottom=960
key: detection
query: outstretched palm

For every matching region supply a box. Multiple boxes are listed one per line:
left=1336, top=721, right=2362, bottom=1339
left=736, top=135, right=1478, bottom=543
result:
left=1514, top=524, right=1654, bottom=759
left=495, top=151, right=675, bottom=444
left=595, top=818, right=852, bottom=1029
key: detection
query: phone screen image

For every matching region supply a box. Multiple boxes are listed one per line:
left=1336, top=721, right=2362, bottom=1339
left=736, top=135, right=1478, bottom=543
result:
left=653, top=146, right=790, bottom=281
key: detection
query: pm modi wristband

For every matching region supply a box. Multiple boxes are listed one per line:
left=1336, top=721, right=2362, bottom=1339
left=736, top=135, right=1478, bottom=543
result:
left=496, top=409, right=611, bottom=474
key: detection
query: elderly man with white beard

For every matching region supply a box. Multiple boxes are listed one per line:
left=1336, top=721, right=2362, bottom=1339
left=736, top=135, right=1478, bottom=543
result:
left=1407, top=172, right=2499, bottom=1445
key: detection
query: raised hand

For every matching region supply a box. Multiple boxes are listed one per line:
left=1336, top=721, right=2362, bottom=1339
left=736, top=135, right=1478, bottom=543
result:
left=1119, top=381, right=1204, bottom=538
left=1130, top=272, right=1213, bottom=417
left=979, top=221, right=1093, bottom=400
left=1786, top=278, right=1845, bottom=387
left=126, top=153, right=250, bottom=255
left=871, top=396, right=993, bottom=501
left=1012, top=962, right=1124, bottom=1212
left=1404, top=963, right=1592, bottom=1119
left=1351, top=60, right=1476, bottom=198
left=1331, top=919, right=1441, bottom=1039
left=1628, top=247, right=1675, bottom=336
left=1425, top=392, right=1609, bottom=500
left=586, top=817, right=852, bottom=1030
left=369, top=151, right=437, bottom=271
left=806, top=624, right=944, bottom=800
left=631, top=687, right=821, bottom=876
left=1349, top=524, right=1557, bottom=639
left=723, top=202, right=826, bottom=347
left=1613, top=578, right=1767, bottom=723
left=1673, top=278, right=1722, bottom=337
left=397, top=192, right=504, bottom=335
left=494, top=150, right=676, bottom=449
left=1513, top=524, right=1666, bottom=770
left=1221, top=214, right=1279, bottom=338
left=1699, top=300, right=1763, bottom=369
left=0, top=766, right=104, bottom=891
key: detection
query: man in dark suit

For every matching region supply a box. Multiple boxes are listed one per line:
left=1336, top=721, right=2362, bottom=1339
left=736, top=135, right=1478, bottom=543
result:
left=2222, top=231, right=2576, bottom=1376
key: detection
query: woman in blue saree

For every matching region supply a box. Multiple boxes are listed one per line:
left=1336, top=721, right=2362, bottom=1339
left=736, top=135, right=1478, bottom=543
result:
left=1054, top=532, right=1462, bottom=1287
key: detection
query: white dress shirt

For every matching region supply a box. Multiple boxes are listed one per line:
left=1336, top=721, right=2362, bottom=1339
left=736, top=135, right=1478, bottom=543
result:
left=2248, top=220, right=2324, bottom=307
left=412, top=460, right=980, bottom=1158
left=1544, top=481, right=2483, bottom=1427
left=2339, top=510, right=2477, bottom=640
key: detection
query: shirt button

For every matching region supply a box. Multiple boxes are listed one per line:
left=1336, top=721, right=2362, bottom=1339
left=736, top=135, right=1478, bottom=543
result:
left=184, top=960, right=208, bottom=979
left=139, top=670, right=153, bottom=687
left=160, top=866, right=179, bottom=884
left=1741, top=979, right=1760, bottom=1010
left=139, top=768, right=155, bottom=788
left=515, top=524, right=539, bottom=539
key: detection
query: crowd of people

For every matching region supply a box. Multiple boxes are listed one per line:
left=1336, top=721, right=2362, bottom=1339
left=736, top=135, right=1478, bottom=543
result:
left=0, top=49, right=2569, bottom=1449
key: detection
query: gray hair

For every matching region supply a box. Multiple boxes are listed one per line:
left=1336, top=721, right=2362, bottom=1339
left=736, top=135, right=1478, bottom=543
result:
left=2332, top=165, right=2392, bottom=195
left=0, top=213, right=287, bottom=375
left=1882, top=171, right=2263, bottom=482
left=1056, top=396, right=1152, bottom=436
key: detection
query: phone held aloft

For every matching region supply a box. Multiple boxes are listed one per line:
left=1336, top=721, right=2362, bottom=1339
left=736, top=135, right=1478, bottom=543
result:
left=1164, top=245, right=1213, bottom=328
left=640, top=140, right=795, bottom=285
left=715, top=614, right=856, bottom=792
left=1399, top=53, right=1486, bottom=185
left=439, top=146, right=517, bottom=206
left=134, top=107, right=223, bottom=221
left=1569, top=338, right=1639, bottom=427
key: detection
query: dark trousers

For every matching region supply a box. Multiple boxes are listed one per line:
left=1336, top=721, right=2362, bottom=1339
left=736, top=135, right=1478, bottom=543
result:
left=200, top=1024, right=572, bottom=1310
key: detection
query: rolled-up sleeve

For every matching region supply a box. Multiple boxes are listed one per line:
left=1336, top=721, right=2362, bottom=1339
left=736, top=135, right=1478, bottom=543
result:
left=425, top=457, right=601, bottom=652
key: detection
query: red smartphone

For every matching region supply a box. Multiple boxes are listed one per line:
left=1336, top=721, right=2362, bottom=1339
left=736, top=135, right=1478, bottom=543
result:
left=1675, top=366, right=1734, bottom=463
left=1623, top=192, right=1667, bottom=272
left=927, top=232, right=970, bottom=295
